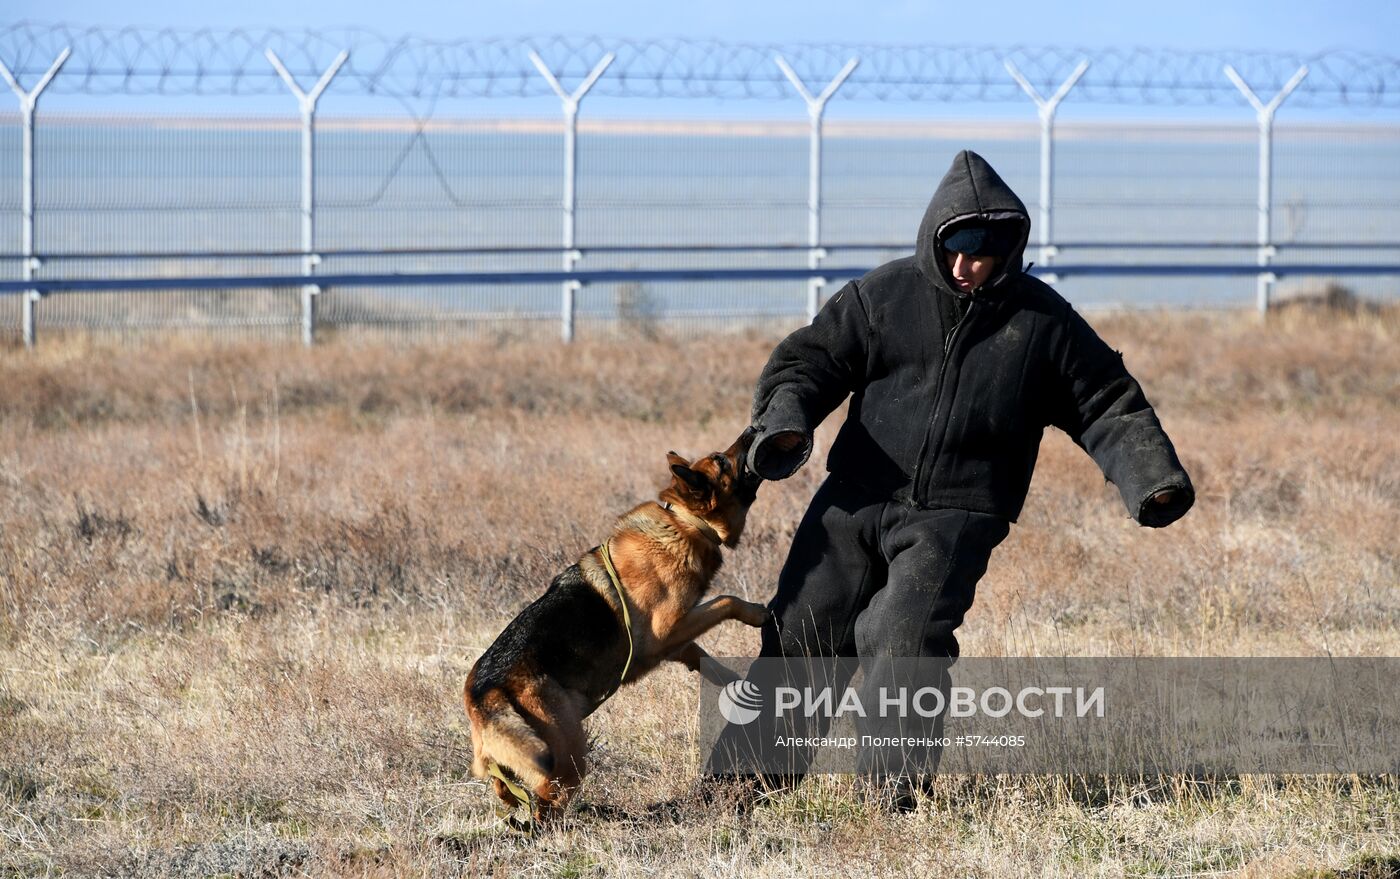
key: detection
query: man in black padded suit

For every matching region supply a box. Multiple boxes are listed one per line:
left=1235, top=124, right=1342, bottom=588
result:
left=713, top=150, right=1194, bottom=810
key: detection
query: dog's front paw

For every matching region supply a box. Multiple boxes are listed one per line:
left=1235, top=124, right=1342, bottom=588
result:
left=741, top=602, right=771, bottom=628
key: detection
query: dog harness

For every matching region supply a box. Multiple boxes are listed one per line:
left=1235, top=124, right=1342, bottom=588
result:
left=593, top=506, right=719, bottom=702
left=597, top=540, right=634, bottom=703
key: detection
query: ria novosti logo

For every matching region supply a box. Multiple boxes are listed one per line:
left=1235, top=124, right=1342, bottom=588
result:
left=717, top=679, right=763, bottom=725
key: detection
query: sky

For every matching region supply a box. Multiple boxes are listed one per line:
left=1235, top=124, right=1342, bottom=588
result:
left=6, top=0, right=1400, bottom=121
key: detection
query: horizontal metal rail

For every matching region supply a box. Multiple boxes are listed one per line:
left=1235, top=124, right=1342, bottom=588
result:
left=3, top=263, right=1399, bottom=295
left=5, top=242, right=1399, bottom=262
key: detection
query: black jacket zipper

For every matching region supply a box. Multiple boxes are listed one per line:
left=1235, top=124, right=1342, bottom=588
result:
left=910, top=299, right=976, bottom=501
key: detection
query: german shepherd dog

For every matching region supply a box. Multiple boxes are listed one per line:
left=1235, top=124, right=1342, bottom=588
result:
left=464, top=429, right=767, bottom=824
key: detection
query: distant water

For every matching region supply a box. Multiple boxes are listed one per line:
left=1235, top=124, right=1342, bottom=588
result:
left=2, top=116, right=1397, bottom=330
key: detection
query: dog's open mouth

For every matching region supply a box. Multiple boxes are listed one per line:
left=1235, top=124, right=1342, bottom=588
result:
left=737, top=463, right=762, bottom=503
left=733, top=428, right=763, bottom=502
left=737, top=484, right=760, bottom=504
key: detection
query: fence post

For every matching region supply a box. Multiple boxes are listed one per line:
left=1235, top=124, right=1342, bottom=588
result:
left=775, top=55, right=859, bottom=322
left=1004, top=58, right=1088, bottom=283
left=1224, top=64, right=1309, bottom=314
left=529, top=50, right=615, bottom=343
left=266, top=48, right=348, bottom=346
left=1, top=48, right=71, bottom=349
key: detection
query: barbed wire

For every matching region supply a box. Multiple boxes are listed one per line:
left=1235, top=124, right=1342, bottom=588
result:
left=1, top=22, right=1398, bottom=108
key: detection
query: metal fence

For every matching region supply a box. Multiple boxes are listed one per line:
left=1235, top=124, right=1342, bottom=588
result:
left=2, top=25, right=1400, bottom=346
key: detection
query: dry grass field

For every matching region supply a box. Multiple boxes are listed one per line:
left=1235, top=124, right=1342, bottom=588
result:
left=1, top=306, right=1398, bottom=877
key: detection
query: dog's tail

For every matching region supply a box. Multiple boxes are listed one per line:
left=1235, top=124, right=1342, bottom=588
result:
left=465, top=684, right=552, bottom=805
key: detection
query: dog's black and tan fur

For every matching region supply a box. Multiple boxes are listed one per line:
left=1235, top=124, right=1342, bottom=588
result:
left=464, top=430, right=767, bottom=822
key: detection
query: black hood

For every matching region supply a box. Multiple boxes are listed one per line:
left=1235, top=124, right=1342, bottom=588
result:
left=915, top=150, right=1031, bottom=298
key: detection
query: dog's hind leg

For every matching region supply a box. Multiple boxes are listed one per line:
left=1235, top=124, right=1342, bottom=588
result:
left=518, top=680, right=589, bottom=824
left=466, top=692, right=553, bottom=814
left=536, top=720, right=586, bottom=823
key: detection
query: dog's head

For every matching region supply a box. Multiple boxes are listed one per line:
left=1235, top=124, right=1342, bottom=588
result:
left=661, top=428, right=762, bottom=548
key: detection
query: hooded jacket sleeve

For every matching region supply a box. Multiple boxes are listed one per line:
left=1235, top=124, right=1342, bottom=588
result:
left=1050, top=306, right=1194, bottom=527
left=747, top=281, right=872, bottom=480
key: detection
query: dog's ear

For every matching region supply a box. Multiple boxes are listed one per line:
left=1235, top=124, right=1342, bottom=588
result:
left=666, top=450, right=689, bottom=469
left=670, top=463, right=710, bottom=496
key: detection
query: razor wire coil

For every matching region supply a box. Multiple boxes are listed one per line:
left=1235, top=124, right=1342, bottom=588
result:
left=2, top=22, right=1398, bottom=108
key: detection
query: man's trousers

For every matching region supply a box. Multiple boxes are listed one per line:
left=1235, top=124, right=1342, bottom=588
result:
left=764, top=476, right=1010, bottom=661
left=707, top=476, right=1010, bottom=781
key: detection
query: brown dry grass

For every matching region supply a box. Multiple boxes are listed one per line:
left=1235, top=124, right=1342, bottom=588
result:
left=1, top=307, right=1398, bottom=877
